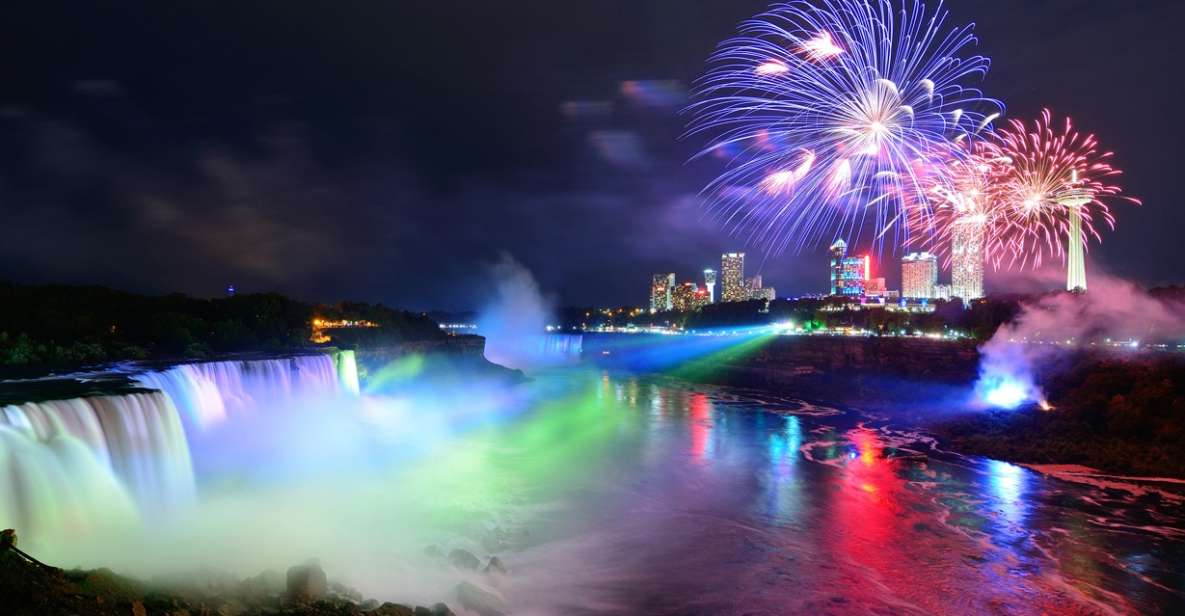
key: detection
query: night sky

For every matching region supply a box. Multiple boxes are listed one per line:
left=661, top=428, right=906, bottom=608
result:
left=1, top=1, right=1182, bottom=310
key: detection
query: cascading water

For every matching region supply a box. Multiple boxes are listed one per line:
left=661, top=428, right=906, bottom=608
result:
left=0, top=392, right=193, bottom=541
left=538, top=333, right=583, bottom=363
left=0, top=353, right=355, bottom=546
left=133, top=355, right=342, bottom=430
left=335, top=349, right=361, bottom=395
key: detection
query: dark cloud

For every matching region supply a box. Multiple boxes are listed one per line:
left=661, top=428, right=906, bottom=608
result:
left=0, top=0, right=1180, bottom=310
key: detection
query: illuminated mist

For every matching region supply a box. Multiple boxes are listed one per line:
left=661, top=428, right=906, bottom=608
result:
left=976, top=270, right=1185, bottom=409
left=477, top=253, right=580, bottom=370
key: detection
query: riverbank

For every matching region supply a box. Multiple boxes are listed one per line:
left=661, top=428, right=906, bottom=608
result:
left=929, top=352, right=1185, bottom=478
left=0, top=543, right=456, bottom=616
left=584, top=333, right=1185, bottom=478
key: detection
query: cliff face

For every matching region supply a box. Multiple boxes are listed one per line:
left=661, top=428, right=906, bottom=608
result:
left=584, top=333, right=982, bottom=410
left=350, top=335, right=526, bottom=390
left=350, top=334, right=486, bottom=366
left=741, top=336, right=981, bottom=384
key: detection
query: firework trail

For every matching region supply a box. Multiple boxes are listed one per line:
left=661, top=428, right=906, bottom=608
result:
left=983, top=109, right=1139, bottom=270
left=903, top=140, right=1013, bottom=269
left=688, top=0, right=1001, bottom=254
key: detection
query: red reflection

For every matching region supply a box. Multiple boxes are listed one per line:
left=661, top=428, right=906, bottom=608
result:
left=834, top=429, right=903, bottom=542
left=689, top=393, right=712, bottom=462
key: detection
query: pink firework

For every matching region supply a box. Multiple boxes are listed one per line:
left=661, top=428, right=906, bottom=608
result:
left=986, top=109, right=1139, bottom=269
left=904, top=140, right=1013, bottom=270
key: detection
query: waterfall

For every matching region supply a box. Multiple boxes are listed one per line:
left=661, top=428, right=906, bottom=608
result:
left=335, top=350, right=361, bottom=395
left=0, top=392, right=193, bottom=540
left=539, top=333, right=584, bottom=362
left=1, top=353, right=351, bottom=544
left=133, top=355, right=342, bottom=431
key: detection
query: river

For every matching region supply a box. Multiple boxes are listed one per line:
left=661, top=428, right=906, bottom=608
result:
left=478, top=369, right=1184, bottom=614
left=4, top=358, right=1183, bottom=614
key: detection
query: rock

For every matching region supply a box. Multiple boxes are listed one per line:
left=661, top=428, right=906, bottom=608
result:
left=131, top=600, right=148, bottom=616
left=238, top=568, right=284, bottom=602
left=455, top=581, right=508, bottom=616
left=285, top=561, right=328, bottom=602
left=447, top=548, right=481, bottom=571
left=423, top=545, right=444, bottom=560
left=483, top=557, right=507, bottom=576
left=215, top=598, right=247, bottom=616
left=330, top=580, right=364, bottom=602
left=372, top=602, right=416, bottom=615
left=416, top=605, right=457, bottom=616
left=360, top=598, right=380, bottom=609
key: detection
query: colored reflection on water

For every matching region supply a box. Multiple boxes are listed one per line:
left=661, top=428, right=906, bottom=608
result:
left=492, top=371, right=1185, bottom=614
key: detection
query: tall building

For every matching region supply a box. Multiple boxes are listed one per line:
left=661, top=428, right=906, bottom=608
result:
left=951, top=223, right=984, bottom=302
left=721, top=253, right=745, bottom=302
left=703, top=268, right=717, bottom=303
left=650, top=273, right=675, bottom=312
left=1060, top=178, right=1093, bottom=292
left=672, top=283, right=711, bottom=312
left=829, top=239, right=868, bottom=296
left=901, top=252, right=938, bottom=299
left=828, top=240, right=846, bottom=295
left=866, top=277, right=888, bottom=298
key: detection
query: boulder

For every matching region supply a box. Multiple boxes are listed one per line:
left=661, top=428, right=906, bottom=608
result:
left=447, top=549, right=481, bottom=571
left=455, top=581, right=508, bottom=616
left=372, top=602, right=416, bottom=615
left=483, top=557, right=507, bottom=576
left=238, top=568, right=284, bottom=602
left=285, top=561, right=327, bottom=602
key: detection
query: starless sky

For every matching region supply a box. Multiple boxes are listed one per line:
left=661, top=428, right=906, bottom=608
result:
left=1, top=1, right=1181, bottom=310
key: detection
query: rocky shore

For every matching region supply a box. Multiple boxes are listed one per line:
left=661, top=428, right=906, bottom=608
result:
left=587, top=333, right=1185, bottom=478
left=1, top=531, right=516, bottom=616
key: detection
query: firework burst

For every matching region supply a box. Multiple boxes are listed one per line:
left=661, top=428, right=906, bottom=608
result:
left=985, top=109, right=1139, bottom=270
left=688, top=0, right=1001, bottom=254
left=904, top=140, right=1013, bottom=269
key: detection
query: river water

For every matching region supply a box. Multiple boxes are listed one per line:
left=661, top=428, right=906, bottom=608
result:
left=474, top=369, right=1185, bottom=615
left=9, top=362, right=1183, bottom=614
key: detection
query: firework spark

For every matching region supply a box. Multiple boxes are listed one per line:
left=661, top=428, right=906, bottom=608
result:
left=688, top=0, right=1001, bottom=254
left=985, top=109, right=1139, bottom=270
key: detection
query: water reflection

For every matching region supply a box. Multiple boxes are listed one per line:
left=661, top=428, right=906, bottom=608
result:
left=501, top=371, right=1183, bottom=613
left=688, top=392, right=713, bottom=463
left=986, top=460, right=1029, bottom=530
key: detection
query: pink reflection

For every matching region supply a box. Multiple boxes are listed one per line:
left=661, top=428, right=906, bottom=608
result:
left=689, top=393, right=712, bottom=462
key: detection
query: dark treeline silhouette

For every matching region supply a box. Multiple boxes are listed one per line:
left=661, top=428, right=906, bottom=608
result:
left=0, top=283, right=442, bottom=366
left=561, top=295, right=1024, bottom=340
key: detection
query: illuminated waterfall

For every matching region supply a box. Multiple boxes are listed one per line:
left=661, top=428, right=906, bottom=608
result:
left=335, top=350, right=361, bottom=395
left=133, top=355, right=342, bottom=430
left=1, top=353, right=352, bottom=543
left=1, top=392, right=194, bottom=540
left=539, top=333, right=584, bottom=363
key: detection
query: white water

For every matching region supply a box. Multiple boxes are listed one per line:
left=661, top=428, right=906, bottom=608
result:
left=133, top=355, right=343, bottom=430
left=0, top=353, right=354, bottom=548
left=0, top=392, right=192, bottom=541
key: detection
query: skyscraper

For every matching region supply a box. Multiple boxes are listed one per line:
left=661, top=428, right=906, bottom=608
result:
left=650, top=273, right=675, bottom=312
left=721, top=253, right=745, bottom=302
left=951, top=223, right=984, bottom=302
left=901, top=252, right=938, bottom=299
left=703, top=268, right=717, bottom=303
left=672, top=282, right=701, bottom=312
left=829, top=239, right=867, bottom=296
left=829, top=240, right=846, bottom=295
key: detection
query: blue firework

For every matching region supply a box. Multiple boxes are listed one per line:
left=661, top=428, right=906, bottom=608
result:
left=687, top=0, right=1002, bottom=254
